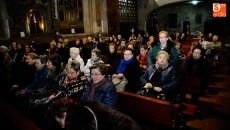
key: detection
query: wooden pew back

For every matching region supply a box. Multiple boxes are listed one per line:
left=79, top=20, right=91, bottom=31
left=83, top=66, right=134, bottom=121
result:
left=116, top=90, right=181, bottom=127
left=179, top=76, right=201, bottom=94
left=116, top=91, right=198, bottom=128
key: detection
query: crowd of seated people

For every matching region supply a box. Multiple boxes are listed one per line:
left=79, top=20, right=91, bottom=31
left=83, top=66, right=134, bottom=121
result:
left=15, top=54, right=49, bottom=98
left=0, top=30, right=228, bottom=129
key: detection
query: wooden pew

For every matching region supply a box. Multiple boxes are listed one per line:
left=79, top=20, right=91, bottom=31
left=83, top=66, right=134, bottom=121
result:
left=0, top=99, right=41, bottom=130
left=179, top=76, right=201, bottom=94
left=116, top=90, right=197, bottom=128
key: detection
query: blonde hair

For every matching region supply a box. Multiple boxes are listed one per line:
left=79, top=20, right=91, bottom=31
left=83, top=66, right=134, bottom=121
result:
left=27, top=52, right=38, bottom=60
left=65, top=60, right=80, bottom=72
left=156, top=51, right=170, bottom=60
left=149, top=36, right=154, bottom=40
left=50, top=40, right=56, bottom=49
left=159, top=31, right=169, bottom=37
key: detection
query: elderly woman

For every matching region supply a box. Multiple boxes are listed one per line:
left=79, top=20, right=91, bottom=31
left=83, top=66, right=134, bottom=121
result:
left=48, top=60, right=88, bottom=128
left=48, top=61, right=88, bottom=102
left=81, top=48, right=104, bottom=79
left=68, top=47, right=84, bottom=69
left=140, top=50, right=179, bottom=102
left=201, top=41, right=215, bottom=59
left=81, top=63, right=117, bottom=108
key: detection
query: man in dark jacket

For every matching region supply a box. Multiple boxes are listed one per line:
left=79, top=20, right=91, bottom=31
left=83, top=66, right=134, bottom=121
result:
left=181, top=46, right=210, bottom=103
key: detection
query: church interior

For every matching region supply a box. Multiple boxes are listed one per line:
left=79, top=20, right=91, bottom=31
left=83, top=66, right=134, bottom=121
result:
left=0, top=0, right=230, bottom=129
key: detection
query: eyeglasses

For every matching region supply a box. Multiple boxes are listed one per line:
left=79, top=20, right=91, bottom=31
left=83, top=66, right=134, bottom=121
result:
left=90, top=73, right=102, bottom=76
left=124, top=54, right=133, bottom=56
left=159, top=37, right=167, bottom=39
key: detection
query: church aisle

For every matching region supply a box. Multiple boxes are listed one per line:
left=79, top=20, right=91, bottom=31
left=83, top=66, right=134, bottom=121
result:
left=186, top=61, right=230, bottom=130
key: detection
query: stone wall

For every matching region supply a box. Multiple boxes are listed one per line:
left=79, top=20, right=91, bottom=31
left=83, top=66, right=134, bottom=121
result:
left=137, top=0, right=230, bottom=36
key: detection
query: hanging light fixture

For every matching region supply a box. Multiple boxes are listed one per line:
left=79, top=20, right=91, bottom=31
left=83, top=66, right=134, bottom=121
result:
left=188, top=0, right=202, bottom=5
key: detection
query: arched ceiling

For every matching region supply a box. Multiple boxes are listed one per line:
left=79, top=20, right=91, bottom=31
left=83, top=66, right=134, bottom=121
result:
left=154, top=0, right=188, bottom=7
left=153, top=0, right=229, bottom=7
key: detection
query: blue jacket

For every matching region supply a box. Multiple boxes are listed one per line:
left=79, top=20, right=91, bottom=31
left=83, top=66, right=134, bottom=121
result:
left=81, top=76, right=117, bottom=108
left=25, top=66, right=49, bottom=94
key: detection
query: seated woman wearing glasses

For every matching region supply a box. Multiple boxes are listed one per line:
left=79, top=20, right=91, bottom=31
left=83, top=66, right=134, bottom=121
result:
left=139, top=51, right=180, bottom=102
left=81, top=63, right=117, bottom=108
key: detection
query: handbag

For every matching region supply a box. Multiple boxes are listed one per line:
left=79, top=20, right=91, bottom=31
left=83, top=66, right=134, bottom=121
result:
left=112, top=76, right=128, bottom=91
left=136, top=88, right=166, bottom=100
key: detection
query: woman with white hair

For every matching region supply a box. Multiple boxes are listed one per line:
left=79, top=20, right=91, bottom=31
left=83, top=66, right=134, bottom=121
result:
left=201, top=41, right=214, bottom=59
left=68, top=47, right=84, bottom=69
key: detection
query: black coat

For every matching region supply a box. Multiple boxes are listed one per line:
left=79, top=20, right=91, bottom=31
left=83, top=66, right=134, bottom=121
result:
left=123, top=58, right=142, bottom=93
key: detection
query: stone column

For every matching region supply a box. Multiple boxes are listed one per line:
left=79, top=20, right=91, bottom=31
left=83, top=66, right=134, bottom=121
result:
left=100, top=0, right=108, bottom=34
left=0, top=0, right=10, bottom=39
left=83, top=0, right=92, bottom=34
left=83, top=0, right=108, bottom=35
